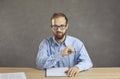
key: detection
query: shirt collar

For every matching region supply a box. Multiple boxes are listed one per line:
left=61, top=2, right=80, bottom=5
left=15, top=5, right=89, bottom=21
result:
left=52, top=35, right=71, bottom=46
left=52, top=36, right=59, bottom=46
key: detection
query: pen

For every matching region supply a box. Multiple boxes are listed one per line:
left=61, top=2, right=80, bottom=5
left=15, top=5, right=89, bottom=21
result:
left=68, top=50, right=79, bottom=54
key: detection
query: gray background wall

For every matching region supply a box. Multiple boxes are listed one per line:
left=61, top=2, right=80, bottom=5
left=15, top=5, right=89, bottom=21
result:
left=0, top=0, right=120, bottom=67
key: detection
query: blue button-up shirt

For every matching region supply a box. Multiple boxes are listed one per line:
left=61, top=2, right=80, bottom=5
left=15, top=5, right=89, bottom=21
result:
left=36, top=35, right=93, bottom=71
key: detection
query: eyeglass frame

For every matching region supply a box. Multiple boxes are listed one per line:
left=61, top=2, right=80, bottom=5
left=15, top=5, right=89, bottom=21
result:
left=51, top=24, right=67, bottom=30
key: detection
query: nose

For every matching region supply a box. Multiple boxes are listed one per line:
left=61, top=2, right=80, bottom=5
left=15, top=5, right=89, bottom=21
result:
left=56, top=27, right=61, bottom=31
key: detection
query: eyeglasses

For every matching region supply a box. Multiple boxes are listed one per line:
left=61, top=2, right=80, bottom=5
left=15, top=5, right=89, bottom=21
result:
left=51, top=25, right=66, bottom=30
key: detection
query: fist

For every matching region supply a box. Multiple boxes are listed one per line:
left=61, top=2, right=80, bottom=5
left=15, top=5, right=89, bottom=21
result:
left=61, top=46, right=75, bottom=56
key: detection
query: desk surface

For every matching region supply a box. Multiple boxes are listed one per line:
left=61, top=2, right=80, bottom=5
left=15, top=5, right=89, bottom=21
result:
left=0, top=67, right=120, bottom=79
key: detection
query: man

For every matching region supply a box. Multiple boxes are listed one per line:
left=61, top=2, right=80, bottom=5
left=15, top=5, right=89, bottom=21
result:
left=36, top=13, right=93, bottom=77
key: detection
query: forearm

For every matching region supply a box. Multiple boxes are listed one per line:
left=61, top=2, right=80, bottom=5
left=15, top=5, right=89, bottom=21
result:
left=75, top=60, right=93, bottom=71
left=36, top=52, right=63, bottom=69
left=43, top=53, right=63, bottom=69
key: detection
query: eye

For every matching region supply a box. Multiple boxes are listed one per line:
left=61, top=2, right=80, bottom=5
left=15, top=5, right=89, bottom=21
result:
left=60, top=25, right=66, bottom=27
left=60, top=25, right=64, bottom=27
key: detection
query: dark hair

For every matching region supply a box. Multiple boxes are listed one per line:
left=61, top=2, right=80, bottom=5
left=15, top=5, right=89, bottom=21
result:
left=51, top=13, right=68, bottom=24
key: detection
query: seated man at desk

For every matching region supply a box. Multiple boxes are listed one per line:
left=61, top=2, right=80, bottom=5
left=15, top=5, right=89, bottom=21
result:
left=36, top=13, right=93, bottom=77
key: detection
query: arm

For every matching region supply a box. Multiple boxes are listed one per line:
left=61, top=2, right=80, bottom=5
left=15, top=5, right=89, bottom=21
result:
left=36, top=39, right=63, bottom=69
left=65, top=41, right=93, bottom=77
left=75, top=43, right=93, bottom=71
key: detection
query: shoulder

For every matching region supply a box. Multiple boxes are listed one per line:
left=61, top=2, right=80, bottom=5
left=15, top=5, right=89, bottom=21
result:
left=66, top=35, right=85, bottom=50
left=66, top=35, right=83, bottom=44
left=39, top=36, right=53, bottom=45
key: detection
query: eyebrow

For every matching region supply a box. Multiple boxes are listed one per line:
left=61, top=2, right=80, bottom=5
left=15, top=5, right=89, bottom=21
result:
left=53, top=24, right=66, bottom=26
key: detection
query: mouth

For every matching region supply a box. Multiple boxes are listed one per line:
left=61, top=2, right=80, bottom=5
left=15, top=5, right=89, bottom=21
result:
left=56, top=31, right=62, bottom=34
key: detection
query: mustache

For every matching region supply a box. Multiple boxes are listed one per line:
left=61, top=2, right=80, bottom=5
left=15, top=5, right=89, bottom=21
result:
left=56, top=31, right=62, bottom=33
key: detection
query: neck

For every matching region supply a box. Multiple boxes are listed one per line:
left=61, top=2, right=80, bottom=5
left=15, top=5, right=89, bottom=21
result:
left=56, top=35, right=66, bottom=45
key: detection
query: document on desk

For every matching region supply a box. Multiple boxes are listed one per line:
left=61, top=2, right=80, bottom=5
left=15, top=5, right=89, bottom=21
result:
left=46, top=67, right=68, bottom=77
left=0, top=72, right=27, bottom=79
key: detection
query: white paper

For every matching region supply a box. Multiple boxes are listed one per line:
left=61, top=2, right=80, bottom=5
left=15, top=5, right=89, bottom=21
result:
left=0, top=72, right=27, bottom=79
left=46, top=67, right=68, bottom=77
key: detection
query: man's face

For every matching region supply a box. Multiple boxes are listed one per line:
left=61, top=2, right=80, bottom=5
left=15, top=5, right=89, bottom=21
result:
left=51, top=17, right=68, bottom=40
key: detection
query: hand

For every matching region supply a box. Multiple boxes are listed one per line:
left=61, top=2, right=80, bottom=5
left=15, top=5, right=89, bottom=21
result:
left=61, top=46, right=75, bottom=57
left=65, top=67, right=80, bottom=77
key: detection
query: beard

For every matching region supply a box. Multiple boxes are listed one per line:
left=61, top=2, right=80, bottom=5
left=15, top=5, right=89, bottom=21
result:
left=54, top=31, right=66, bottom=40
